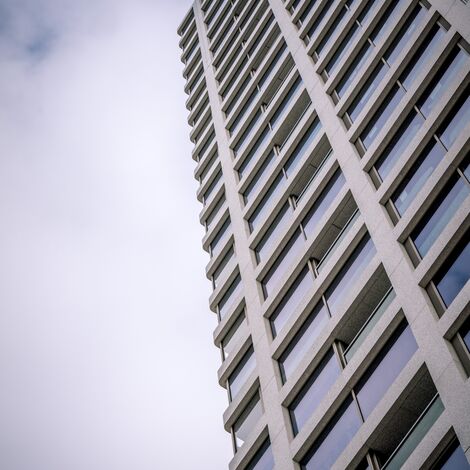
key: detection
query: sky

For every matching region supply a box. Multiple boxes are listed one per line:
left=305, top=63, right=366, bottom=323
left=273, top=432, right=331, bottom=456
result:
left=0, top=1, right=233, bottom=469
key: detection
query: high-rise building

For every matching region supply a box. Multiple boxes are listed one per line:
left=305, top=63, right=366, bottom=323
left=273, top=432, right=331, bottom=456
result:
left=178, top=1, right=470, bottom=468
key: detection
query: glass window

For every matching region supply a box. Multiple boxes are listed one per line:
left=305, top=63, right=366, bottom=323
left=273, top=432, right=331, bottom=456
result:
left=325, top=235, right=376, bottom=316
left=238, top=126, right=270, bottom=180
left=284, top=118, right=322, bottom=177
left=438, top=92, right=470, bottom=150
left=210, top=218, right=231, bottom=257
left=221, top=313, right=247, bottom=361
left=383, top=4, right=426, bottom=66
left=411, top=174, right=470, bottom=258
left=433, top=439, right=470, bottom=470
left=290, top=349, right=342, bottom=434
left=270, top=266, right=314, bottom=337
left=316, top=1, right=352, bottom=56
left=302, top=170, right=346, bottom=238
left=399, top=23, right=445, bottom=91
left=244, top=151, right=276, bottom=204
left=255, top=202, right=293, bottom=264
left=347, top=60, right=388, bottom=122
left=218, top=274, right=242, bottom=321
left=205, top=194, right=225, bottom=232
left=245, top=439, right=274, bottom=470
left=270, top=76, right=303, bottom=128
left=262, top=229, right=305, bottom=299
left=391, top=140, right=445, bottom=216
left=354, top=322, right=417, bottom=419
left=279, top=301, right=330, bottom=382
left=212, top=245, right=234, bottom=289
left=460, top=317, right=470, bottom=354
left=359, top=84, right=406, bottom=150
left=300, top=396, right=362, bottom=470
left=233, top=392, right=263, bottom=450
left=305, top=0, right=334, bottom=41
left=417, top=46, right=469, bottom=118
left=375, top=111, right=425, bottom=181
left=228, top=346, right=256, bottom=401
left=234, top=109, right=262, bottom=154
left=433, top=235, right=470, bottom=307
left=248, top=173, right=287, bottom=232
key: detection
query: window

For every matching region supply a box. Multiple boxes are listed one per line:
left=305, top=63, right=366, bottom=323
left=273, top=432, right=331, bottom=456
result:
left=217, top=273, right=242, bottom=321
left=244, top=151, right=276, bottom=204
left=245, top=439, right=274, bottom=470
left=304, top=0, right=334, bottom=43
left=232, top=392, right=263, bottom=451
left=279, top=300, right=330, bottom=382
left=430, top=438, right=470, bottom=469
left=325, top=234, right=376, bottom=316
left=301, top=169, right=346, bottom=238
left=374, top=110, right=424, bottom=181
left=354, top=322, right=417, bottom=419
left=358, top=84, right=406, bottom=151
left=409, top=172, right=469, bottom=260
left=429, top=233, right=470, bottom=310
left=270, top=265, right=314, bottom=337
left=255, top=202, right=293, bottom=263
left=300, top=395, right=362, bottom=470
left=205, top=194, right=225, bottom=232
left=300, top=321, right=418, bottom=470
left=262, top=228, right=305, bottom=299
left=289, top=349, right=342, bottom=434
left=221, top=312, right=247, bottom=361
left=209, top=218, right=231, bottom=258
left=212, top=245, right=234, bottom=289
left=437, top=91, right=470, bottom=150
left=228, top=345, right=256, bottom=401
left=390, top=140, right=445, bottom=217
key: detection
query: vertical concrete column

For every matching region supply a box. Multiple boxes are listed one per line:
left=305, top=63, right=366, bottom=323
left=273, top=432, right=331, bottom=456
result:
left=192, top=3, right=296, bottom=469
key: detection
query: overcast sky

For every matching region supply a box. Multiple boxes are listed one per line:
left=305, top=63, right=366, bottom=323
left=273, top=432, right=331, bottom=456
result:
left=0, top=1, right=233, bottom=469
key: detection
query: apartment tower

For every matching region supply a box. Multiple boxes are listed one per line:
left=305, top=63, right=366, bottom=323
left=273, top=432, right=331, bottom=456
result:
left=178, top=0, right=470, bottom=468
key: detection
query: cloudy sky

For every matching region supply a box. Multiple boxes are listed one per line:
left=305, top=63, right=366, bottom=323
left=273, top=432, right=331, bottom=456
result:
left=0, top=1, right=233, bottom=469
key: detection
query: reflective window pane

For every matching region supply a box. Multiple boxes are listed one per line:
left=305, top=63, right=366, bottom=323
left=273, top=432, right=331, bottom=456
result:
left=375, top=110, right=424, bottom=181
left=218, top=274, right=243, bottom=320
left=325, top=235, right=376, bottom=316
left=302, top=170, right=346, bottom=238
left=438, top=92, right=470, bottom=150
left=246, top=439, right=274, bottom=470
left=411, top=174, right=469, bottom=258
left=355, top=322, right=417, bottom=419
left=290, top=349, right=342, bottom=434
left=270, top=266, right=314, bottom=337
left=228, top=346, right=256, bottom=401
left=360, top=84, right=406, bottom=150
left=279, top=301, right=330, bottom=382
left=418, top=47, right=469, bottom=118
left=435, top=439, right=470, bottom=470
left=300, top=396, right=362, bottom=470
left=391, top=140, right=445, bottom=216
left=233, top=392, right=263, bottom=449
left=434, top=235, right=470, bottom=307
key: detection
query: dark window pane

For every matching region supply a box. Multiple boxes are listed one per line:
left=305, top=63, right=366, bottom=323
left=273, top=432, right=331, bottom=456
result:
left=302, top=170, right=346, bottom=238
left=460, top=317, right=470, bottom=354
left=375, top=111, right=424, bottom=180
left=284, top=118, right=322, bottom=177
left=300, top=396, right=362, bottom=470
left=325, top=235, right=376, bottom=316
left=246, top=439, right=274, bottom=470
left=279, top=301, right=329, bottom=381
left=418, top=47, right=469, bottom=118
left=391, top=140, right=445, bottom=216
left=436, top=439, right=470, bottom=470
left=290, top=349, right=342, bottom=434
left=411, top=174, right=469, bottom=258
left=360, top=84, right=406, bottom=150
left=270, top=266, right=314, bottom=337
left=228, top=346, right=256, bottom=401
left=434, top=235, right=470, bottom=307
left=233, top=392, right=263, bottom=449
left=355, top=322, right=417, bottom=419
left=438, top=93, right=470, bottom=150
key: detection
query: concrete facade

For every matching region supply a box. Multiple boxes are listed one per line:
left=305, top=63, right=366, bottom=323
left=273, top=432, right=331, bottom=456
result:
left=178, top=1, right=470, bottom=468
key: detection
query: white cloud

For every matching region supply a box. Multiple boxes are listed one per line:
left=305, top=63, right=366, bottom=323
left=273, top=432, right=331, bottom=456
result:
left=0, top=1, right=232, bottom=469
